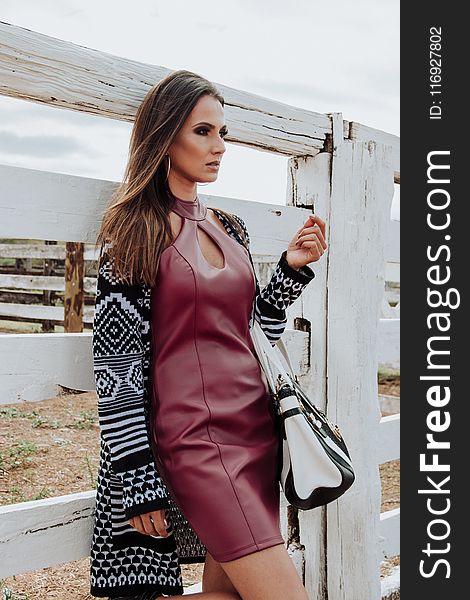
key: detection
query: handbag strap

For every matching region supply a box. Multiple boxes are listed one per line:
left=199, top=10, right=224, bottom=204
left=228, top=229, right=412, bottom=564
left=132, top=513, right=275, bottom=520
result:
left=276, top=337, right=297, bottom=378
left=250, top=320, right=296, bottom=393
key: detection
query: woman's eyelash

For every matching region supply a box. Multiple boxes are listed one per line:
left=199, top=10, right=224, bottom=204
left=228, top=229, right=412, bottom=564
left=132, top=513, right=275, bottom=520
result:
left=196, top=127, right=228, bottom=137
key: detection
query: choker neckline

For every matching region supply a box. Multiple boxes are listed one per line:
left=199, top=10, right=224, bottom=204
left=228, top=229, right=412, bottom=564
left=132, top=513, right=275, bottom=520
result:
left=169, top=192, right=207, bottom=221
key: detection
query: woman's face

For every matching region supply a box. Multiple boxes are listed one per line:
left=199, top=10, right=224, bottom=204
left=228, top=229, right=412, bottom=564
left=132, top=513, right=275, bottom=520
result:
left=167, top=94, right=227, bottom=190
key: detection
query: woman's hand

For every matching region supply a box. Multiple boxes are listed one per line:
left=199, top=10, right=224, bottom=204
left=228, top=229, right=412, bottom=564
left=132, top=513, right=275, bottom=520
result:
left=128, top=508, right=170, bottom=537
left=286, top=214, right=327, bottom=270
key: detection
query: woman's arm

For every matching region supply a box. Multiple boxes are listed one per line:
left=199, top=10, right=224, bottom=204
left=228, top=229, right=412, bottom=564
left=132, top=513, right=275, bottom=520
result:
left=92, top=249, right=170, bottom=518
left=231, top=214, right=315, bottom=345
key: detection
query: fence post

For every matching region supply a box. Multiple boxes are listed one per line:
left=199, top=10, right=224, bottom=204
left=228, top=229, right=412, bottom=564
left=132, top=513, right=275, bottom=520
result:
left=286, top=148, right=332, bottom=598
left=325, top=131, right=394, bottom=599
left=64, top=241, right=84, bottom=332
left=288, top=114, right=395, bottom=598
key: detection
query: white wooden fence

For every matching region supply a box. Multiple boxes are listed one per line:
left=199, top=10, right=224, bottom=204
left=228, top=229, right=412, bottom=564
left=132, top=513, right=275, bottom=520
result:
left=0, top=21, right=399, bottom=600
left=0, top=242, right=98, bottom=326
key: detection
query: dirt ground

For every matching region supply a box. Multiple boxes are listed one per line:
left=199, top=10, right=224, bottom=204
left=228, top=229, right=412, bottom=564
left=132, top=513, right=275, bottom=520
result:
left=0, top=377, right=400, bottom=599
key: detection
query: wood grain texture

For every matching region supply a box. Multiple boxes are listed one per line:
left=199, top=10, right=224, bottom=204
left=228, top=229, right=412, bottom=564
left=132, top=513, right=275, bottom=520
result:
left=0, top=21, right=329, bottom=156
left=348, top=122, right=400, bottom=182
left=0, top=490, right=95, bottom=577
left=0, top=332, right=95, bottom=404
left=0, top=273, right=97, bottom=294
left=64, top=242, right=84, bottom=332
left=325, top=140, right=395, bottom=600
left=377, top=415, right=400, bottom=464
left=287, top=151, right=331, bottom=599
left=379, top=509, right=400, bottom=558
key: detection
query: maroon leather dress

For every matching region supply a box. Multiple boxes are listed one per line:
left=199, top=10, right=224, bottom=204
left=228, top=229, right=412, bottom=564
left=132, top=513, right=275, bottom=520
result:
left=149, top=193, right=284, bottom=562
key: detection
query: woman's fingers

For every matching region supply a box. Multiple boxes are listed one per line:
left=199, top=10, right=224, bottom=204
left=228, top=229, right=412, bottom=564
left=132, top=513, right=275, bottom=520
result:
left=297, top=224, right=327, bottom=250
left=150, top=511, right=170, bottom=537
left=128, top=509, right=170, bottom=537
left=129, top=514, right=145, bottom=534
left=299, top=239, right=325, bottom=258
left=312, top=215, right=326, bottom=239
left=140, top=512, right=159, bottom=535
left=294, top=215, right=327, bottom=253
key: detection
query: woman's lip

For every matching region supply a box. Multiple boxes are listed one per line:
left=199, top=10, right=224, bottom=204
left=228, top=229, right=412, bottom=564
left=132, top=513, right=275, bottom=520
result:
left=207, top=163, right=220, bottom=169
left=207, top=162, right=220, bottom=166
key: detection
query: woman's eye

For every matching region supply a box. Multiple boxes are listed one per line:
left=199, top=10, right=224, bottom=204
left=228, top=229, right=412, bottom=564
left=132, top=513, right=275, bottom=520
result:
left=196, top=128, right=228, bottom=138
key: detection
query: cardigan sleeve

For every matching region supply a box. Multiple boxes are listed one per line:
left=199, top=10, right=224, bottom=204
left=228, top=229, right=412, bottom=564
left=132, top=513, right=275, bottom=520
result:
left=92, top=250, right=171, bottom=518
left=231, top=214, right=315, bottom=346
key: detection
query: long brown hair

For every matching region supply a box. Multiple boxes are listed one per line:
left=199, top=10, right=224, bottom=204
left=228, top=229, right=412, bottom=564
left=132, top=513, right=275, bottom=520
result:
left=94, top=70, right=225, bottom=287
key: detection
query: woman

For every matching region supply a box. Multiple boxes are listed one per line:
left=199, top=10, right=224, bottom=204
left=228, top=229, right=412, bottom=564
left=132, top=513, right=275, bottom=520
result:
left=90, top=70, right=327, bottom=600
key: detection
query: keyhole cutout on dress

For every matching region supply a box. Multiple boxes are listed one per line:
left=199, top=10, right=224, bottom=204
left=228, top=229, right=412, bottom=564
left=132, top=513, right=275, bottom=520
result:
left=196, top=224, right=225, bottom=270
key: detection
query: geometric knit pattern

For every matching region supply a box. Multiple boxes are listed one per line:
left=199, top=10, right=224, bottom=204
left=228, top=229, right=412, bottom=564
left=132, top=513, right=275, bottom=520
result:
left=258, top=252, right=313, bottom=312
left=89, top=209, right=315, bottom=598
left=89, top=442, right=184, bottom=598
left=120, top=462, right=169, bottom=514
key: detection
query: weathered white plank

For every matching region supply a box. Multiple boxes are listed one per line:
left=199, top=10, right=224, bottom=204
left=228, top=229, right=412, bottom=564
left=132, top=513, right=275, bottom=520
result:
left=0, top=243, right=99, bottom=261
left=185, top=582, right=203, bottom=593
left=385, top=262, right=400, bottom=283
left=389, top=302, right=400, bottom=317
left=0, top=273, right=97, bottom=294
left=0, top=332, right=95, bottom=404
left=385, top=220, right=400, bottom=264
left=0, top=164, right=117, bottom=243
left=0, top=165, right=316, bottom=248
left=0, top=488, right=300, bottom=580
left=0, top=302, right=94, bottom=324
left=377, top=414, right=400, bottom=464
left=279, top=329, right=310, bottom=377
left=379, top=509, right=400, bottom=559
left=0, top=22, right=330, bottom=157
left=348, top=122, right=400, bottom=182
left=379, top=394, right=400, bottom=415
left=381, top=296, right=398, bottom=319
left=0, top=490, right=95, bottom=577
left=279, top=492, right=289, bottom=541
left=385, top=287, right=400, bottom=307
left=288, top=150, right=332, bottom=599
left=378, top=318, right=400, bottom=369
left=0, top=327, right=306, bottom=405
left=325, top=140, right=395, bottom=600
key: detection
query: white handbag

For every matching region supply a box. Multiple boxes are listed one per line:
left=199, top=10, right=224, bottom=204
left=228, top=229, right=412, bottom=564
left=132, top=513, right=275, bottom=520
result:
left=250, top=319, right=355, bottom=510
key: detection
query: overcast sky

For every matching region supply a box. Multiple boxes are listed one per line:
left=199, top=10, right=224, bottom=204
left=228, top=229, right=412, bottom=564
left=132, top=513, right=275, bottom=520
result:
left=0, top=0, right=400, bottom=219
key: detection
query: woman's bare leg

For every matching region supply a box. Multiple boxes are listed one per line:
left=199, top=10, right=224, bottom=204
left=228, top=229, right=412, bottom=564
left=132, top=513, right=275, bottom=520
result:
left=154, top=551, right=241, bottom=598
left=217, top=542, right=309, bottom=600
left=156, top=543, right=308, bottom=599
left=203, top=551, right=239, bottom=594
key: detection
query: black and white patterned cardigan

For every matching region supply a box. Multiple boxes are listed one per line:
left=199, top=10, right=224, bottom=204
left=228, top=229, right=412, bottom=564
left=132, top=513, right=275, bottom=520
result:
left=89, top=209, right=315, bottom=598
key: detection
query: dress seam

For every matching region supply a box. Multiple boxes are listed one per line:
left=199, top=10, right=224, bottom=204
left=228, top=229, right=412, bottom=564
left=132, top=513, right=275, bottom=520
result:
left=191, top=231, right=258, bottom=549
